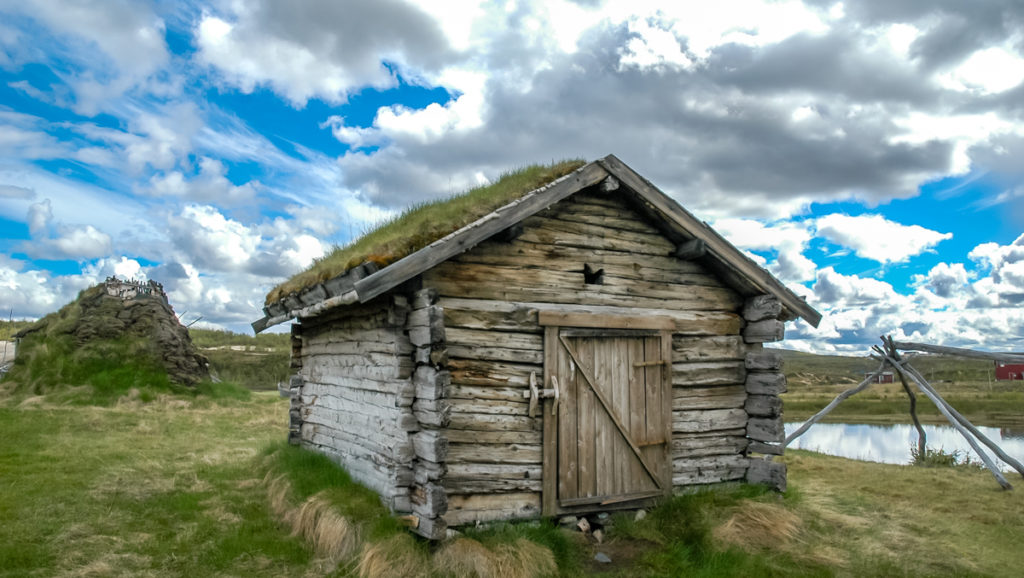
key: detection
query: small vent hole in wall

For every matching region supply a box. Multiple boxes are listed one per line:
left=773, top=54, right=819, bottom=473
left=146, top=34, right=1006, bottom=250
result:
left=583, top=263, right=605, bottom=285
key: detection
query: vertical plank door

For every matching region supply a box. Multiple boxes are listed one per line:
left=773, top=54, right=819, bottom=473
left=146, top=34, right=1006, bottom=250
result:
left=550, top=329, right=670, bottom=509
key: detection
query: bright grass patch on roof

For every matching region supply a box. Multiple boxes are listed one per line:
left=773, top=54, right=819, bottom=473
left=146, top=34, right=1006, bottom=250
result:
left=266, top=159, right=586, bottom=305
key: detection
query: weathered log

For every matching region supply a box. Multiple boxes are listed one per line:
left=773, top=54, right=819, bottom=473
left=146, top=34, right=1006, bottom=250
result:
left=747, top=459, right=786, bottom=492
left=745, top=394, right=782, bottom=417
left=443, top=478, right=542, bottom=494
left=414, top=459, right=445, bottom=484
left=672, top=408, right=747, bottom=433
left=671, top=335, right=748, bottom=362
left=671, top=385, right=746, bottom=411
left=447, top=443, right=541, bottom=465
left=743, top=319, right=785, bottom=343
left=745, top=350, right=783, bottom=371
left=410, top=483, right=447, bottom=518
left=414, top=366, right=450, bottom=401
left=746, top=372, right=787, bottom=395
left=671, top=454, right=749, bottom=485
left=412, top=430, right=448, bottom=462
left=413, top=515, right=447, bottom=540
left=672, top=361, right=746, bottom=386
left=408, top=305, right=446, bottom=346
left=670, top=434, right=748, bottom=458
left=444, top=493, right=541, bottom=526
left=442, top=298, right=742, bottom=336
left=746, top=440, right=784, bottom=455
left=747, top=417, right=784, bottom=443
left=447, top=412, right=540, bottom=432
left=444, top=429, right=540, bottom=444
left=743, top=295, right=782, bottom=322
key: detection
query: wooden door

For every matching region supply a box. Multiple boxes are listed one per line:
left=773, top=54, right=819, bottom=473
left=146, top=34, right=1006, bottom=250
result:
left=543, top=327, right=672, bottom=512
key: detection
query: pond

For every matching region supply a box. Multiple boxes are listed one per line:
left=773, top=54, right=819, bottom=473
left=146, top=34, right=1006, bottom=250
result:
left=783, top=422, right=1024, bottom=471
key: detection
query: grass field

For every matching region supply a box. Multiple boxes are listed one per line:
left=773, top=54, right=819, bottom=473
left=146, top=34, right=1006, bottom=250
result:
left=778, top=348, right=1024, bottom=427
left=2, top=390, right=1022, bottom=577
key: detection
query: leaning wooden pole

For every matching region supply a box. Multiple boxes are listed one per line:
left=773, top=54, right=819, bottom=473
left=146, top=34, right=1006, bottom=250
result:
left=901, top=363, right=1024, bottom=479
left=877, top=350, right=1012, bottom=490
left=881, top=338, right=927, bottom=457
left=782, top=361, right=887, bottom=449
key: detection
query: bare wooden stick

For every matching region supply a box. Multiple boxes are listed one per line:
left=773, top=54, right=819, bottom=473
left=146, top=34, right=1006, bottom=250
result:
left=880, top=352, right=1013, bottom=490
left=902, top=363, right=1024, bottom=479
left=884, top=336, right=927, bottom=458
left=782, top=361, right=887, bottom=448
left=892, top=341, right=1024, bottom=364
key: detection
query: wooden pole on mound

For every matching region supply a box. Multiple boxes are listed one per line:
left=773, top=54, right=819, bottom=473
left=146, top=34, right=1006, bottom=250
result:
left=882, top=337, right=927, bottom=458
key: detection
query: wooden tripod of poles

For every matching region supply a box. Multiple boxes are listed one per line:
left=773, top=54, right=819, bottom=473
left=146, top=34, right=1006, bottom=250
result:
left=783, top=336, right=1024, bottom=490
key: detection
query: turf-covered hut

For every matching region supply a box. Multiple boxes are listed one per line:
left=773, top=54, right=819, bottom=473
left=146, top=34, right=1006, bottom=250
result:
left=254, top=155, right=821, bottom=539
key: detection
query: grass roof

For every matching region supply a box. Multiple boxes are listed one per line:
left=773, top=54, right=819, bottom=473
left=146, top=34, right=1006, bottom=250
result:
left=266, top=159, right=587, bottom=305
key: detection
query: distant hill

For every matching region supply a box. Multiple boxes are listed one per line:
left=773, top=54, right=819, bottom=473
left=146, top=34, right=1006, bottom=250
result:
left=772, top=347, right=997, bottom=386
left=190, top=329, right=290, bottom=390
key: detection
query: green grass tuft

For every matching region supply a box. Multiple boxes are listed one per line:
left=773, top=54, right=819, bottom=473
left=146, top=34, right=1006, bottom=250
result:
left=263, top=442, right=404, bottom=541
left=266, top=159, right=586, bottom=304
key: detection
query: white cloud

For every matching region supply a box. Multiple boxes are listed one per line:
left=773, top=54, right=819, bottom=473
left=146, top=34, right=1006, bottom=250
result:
left=712, top=217, right=817, bottom=283
left=27, top=199, right=52, bottom=236
left=196, top=14, right=370, bottom=106
left=194, top=0, right=451, bottom=107
left=168, top=205, right=261, bottom=273
left=144, top=157, right=259, bottom=205
left=0, top=0, right=171, bottom=113
left=47, top=225, right=112, bottom=260
left=914, top=262, right=970, bottom=300
left=816, top=214, right=952, bottom=264
left=619, top=18, right=694, bottom=72
left=23, top=197, right=112, bottom=260
left=938, top=46, right=1024, bottom=95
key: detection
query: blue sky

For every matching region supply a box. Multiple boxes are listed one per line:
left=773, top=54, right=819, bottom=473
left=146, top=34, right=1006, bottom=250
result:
left=1, top=0, right=1023, bottom=353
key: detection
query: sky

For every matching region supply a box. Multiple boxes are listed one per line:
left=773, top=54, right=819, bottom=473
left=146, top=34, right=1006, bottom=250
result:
left=1, top=0, right=1023, bottom=354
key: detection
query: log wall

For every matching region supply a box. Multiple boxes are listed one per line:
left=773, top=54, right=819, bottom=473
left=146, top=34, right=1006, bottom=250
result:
left=419, top=189, right=774, bottom=526
left=294, top=297, right=417, bottom=516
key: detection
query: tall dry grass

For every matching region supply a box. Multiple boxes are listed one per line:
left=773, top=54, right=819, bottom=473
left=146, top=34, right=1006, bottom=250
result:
left=434, top=537, right=557, bottom=578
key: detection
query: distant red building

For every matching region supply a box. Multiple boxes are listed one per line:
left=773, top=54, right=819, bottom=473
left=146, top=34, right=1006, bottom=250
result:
left=867, top=371, right=895, bottom=384
left=995, top=363, right=1024, bottom=380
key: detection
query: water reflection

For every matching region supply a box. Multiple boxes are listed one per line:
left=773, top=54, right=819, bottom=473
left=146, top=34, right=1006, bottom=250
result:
left=784, top=422, right=1024, bottom=471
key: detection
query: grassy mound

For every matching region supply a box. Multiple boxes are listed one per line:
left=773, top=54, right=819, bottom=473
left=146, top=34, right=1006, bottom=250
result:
left=267, top=159, right=586, bottom=304
left=3, top=284, right=225, bottom=405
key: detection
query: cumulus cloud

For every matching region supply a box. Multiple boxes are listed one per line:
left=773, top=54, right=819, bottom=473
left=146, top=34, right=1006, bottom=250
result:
left=144, top=157, right=260, bottom=205
left=712, top=218, right=817, bottom=283
left=815, top=214, right=952, bottom=264
left=165, top=204, right=326, bottom=279
left=195, top=0, right=452, bottom=106
left=915, top=262, right=970, bottom=299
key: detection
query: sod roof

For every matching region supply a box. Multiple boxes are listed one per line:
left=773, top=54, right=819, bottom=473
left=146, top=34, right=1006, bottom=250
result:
left=266, top=159, right=586, bottom=305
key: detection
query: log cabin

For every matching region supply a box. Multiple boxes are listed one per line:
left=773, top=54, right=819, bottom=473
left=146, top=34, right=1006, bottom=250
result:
left=253, top=155, right=821, bottom=539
